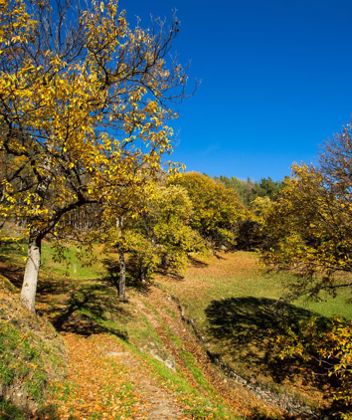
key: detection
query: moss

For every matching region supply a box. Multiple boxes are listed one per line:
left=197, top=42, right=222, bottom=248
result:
left=0, top=324, right=22, bottom=386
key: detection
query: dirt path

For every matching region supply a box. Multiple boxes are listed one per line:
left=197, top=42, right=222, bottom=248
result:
left=53, top=333, right=185, bottom=419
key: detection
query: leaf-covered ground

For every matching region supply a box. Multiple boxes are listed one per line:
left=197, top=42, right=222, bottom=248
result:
left=3, top=241, right=332, bottom=418
left=52, top=333, right=184, bottom=419
left=45, top=284, right=276, bottom=419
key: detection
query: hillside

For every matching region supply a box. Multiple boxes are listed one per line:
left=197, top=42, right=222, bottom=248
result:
left=0, top=275, right=65, bottom=418
left=0, top=242, right=279, bottom=418
left=1, top=242, right=351, bottom=418
left=2, top=1, right=352, bottom=418
left=158, top=252, right=352, bottom=417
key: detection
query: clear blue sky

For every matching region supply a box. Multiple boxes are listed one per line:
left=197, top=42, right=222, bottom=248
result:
left=120, top=0, right=352, bottom=180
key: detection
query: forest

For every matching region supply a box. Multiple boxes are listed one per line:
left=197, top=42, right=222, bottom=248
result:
left=0, top=0, right=352, bottom=419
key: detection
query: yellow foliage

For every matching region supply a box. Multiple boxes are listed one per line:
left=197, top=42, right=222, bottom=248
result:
left=0, top=0, right=185, bottom=243
left=170, top=172, right=245, bottom=249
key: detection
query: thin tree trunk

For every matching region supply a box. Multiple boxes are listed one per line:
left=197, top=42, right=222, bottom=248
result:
left=20, top=154, right=52, bottom=312
left=21, top=233, right=41, bottom=312
left=119, top=247, right=126, bottom=301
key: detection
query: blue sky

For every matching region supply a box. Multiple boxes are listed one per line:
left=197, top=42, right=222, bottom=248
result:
left=120, top=0, right=352, bottom=180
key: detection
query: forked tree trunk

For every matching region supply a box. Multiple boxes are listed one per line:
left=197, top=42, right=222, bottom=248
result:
left=21, top=234, right=41, bottom=312
left=118, top=247, right=126, bottom=301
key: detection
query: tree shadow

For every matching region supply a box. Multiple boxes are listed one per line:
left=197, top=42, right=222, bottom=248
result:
left=0, top=401, right=62, bottom=420
left=0, top=246, right=129, bottom=339
left=0, top=264, right=23, bottom=288
left=156, top=269, right=184, bottom=280
left=205, top=297, right=330, bottom=385
left=37, top=277, right=74, bottom=296
left=188, top=255, right=208, bottom=268
left=214, top=252, right=226, bottom=260
left=38, top=281, right=129, bottom=340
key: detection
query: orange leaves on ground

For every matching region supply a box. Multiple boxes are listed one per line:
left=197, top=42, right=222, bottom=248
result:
left=51, top=332, right=185, bottom=419
left=51, top=334, right=140, bottom=419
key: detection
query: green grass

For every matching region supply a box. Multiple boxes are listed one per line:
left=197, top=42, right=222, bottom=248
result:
left=120, top=339, right=238, bottom=419
left=0, top=320, right=65, bottom=417
left=295, top=291, right=352, bottom=319
left=157, top=251, right=352, bottom=411
left=0, top=323, right=46, bottom=402
left=5, top=237, right=346, bottom=417
left=159, top=252, right=352, bottom=326
left=179, top=350, right=213, bottom=393
left=0, top=272, right=66, bottom=417
left=0, top=240, right=105, bottom=281
left=0, top=400, right=26, bottom=420
left=41, top=243, right=106, bottom=280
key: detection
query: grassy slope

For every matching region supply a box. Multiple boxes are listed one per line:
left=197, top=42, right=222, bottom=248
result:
left=158, top=251, right=352, bottom=412
left=2, top=241, right=281, bottom=418
left=3, top=241, right=350, bottom=417
left=159, top=252, right=352, bottom=323
left=0, top=275, right=66, bottom=419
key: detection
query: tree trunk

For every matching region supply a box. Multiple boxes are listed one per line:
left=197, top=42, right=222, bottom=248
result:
left=20, top=154, right=52, bottom=312
left=21, top=234, right=41, bottom=312
left=118, top=247, right=126, bottom=302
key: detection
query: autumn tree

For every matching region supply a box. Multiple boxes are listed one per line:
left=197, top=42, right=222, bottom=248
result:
left=263, top=163, right=352, bottom=300
left=171, top=172, right=244, bottom=249
left=140, top=182, right=205, bottom=275
left=102, top=178, right=204, bottom=300
left=237, top=196, right=273, bottom=250
left=215, top=176, right=282, bottom=250
left=99, top=172, right=154, bottom=301
left=0, top=0, right=186, bottom=311
left=274, top=315, right=352, bottom=417
left=262, top=125, right=352, bottom=297
left=262, top=124, right=352, bottom=414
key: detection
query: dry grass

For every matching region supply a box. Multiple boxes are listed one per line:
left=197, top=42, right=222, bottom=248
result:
left=3, top=240, right=347, bottom=418
left=157, top=251, right=347, bottom=414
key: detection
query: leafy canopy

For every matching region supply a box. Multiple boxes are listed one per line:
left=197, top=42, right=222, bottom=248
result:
left=171, top=172, right=245, bottom=249
left=0, top=0, right=185, bottom=241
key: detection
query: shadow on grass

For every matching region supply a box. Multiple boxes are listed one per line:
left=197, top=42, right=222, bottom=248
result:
left=205, top=297, right=330, bottom=385
left=188, top=255, right=208, bottom=268
left=0, top=264, right=23, bottom=288
left=0, top=398, right=62, bottom=419
left=0, top=255, right=67, bottom=295
left=0, top=243, right=129, bottom=339
left=41, top=281, right=129, bottom=340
